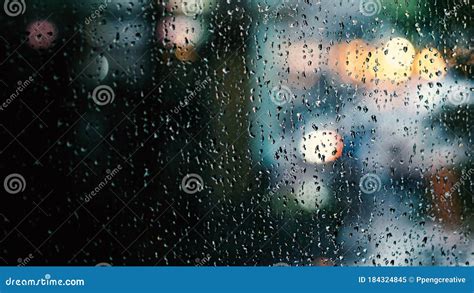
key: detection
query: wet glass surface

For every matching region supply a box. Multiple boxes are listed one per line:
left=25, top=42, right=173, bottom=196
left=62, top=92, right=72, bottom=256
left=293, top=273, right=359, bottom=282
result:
left=0, top=0, right=472, bottom=266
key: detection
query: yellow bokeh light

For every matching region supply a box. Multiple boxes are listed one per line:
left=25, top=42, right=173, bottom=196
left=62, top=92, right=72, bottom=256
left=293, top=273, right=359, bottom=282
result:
left=366, top=37, right=415, bottom=83
left=413, top=48, right=447, bottom=81
left=343, top=39, right=372, bottom=83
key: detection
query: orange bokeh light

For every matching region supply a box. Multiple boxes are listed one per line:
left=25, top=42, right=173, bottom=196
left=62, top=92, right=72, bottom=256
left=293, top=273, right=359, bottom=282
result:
left=413, top=48, right=447, bottom=81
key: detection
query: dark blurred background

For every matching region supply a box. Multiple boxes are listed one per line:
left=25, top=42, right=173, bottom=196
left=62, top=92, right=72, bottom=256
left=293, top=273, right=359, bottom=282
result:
left=0, top=0, right=472, bottom=266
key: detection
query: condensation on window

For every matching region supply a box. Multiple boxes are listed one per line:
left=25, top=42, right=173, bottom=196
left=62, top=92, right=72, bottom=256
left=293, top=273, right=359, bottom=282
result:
left=0, top=0, right=472, bottom=266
